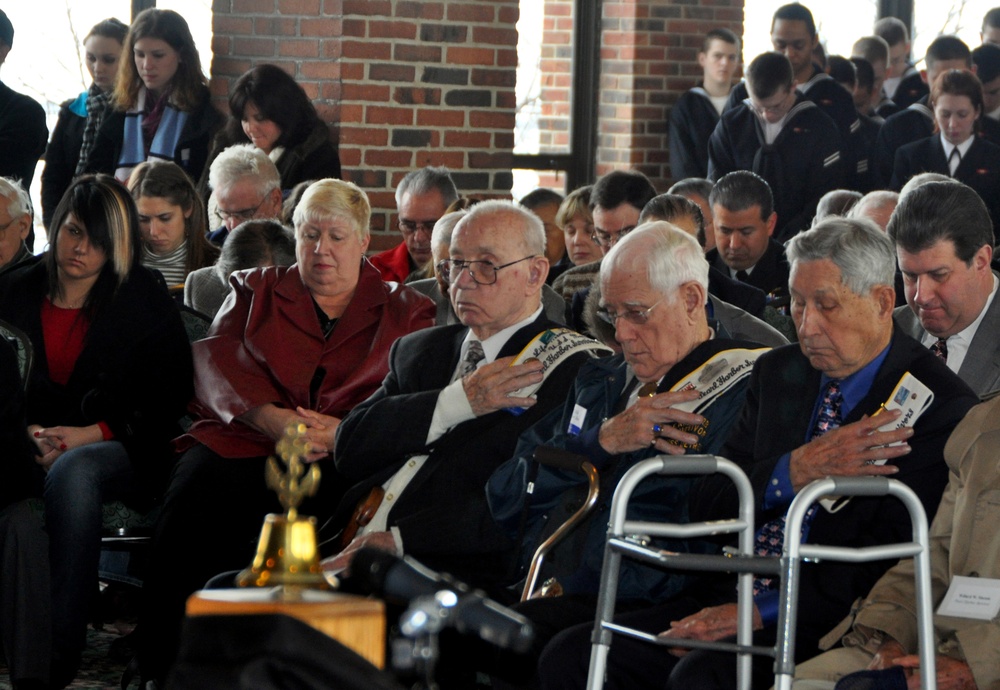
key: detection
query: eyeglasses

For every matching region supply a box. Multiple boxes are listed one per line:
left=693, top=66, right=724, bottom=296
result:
left=591, top=225, right=636, bottom=249
left=218, top=197, right=266, bottom=224
left=595, top=300, right=663, bottom=326
left=441, top=256, right=537, bottom=286
left=398, top=219, right=437, bottom=236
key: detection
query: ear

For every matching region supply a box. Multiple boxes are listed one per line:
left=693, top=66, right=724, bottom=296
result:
left=874, top=284, right=896, bottom=319
left=183, top=205, right=193, bottom=220
left=15, top=213, right=30, bottom=241
left=267, top=186, right=283, bottom=213
left=680, top=280, right=707, bottom=319
left=920, top=69, right=928, bottom=84
left=765, top=212, right=778, bottom=237
left=698, top=51, right=708, bottom=69
left=973, top=243, right=992, bottom=271
left=527, top=256, right=549, bottom=290
left=359, top=233, right=371, bottom=254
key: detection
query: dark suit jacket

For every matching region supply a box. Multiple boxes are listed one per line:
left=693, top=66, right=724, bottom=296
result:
left=692, top=329, right=978, bottom=659
left=706, top=238, right=790, bottom=298
left=0, top=80, right=47, bottom=187
left=893, top=281, right=1000, bottom=399
left=669, top=86, right=721, bottom=180
left=890, top=135, right=1000, bottom=230
left=332, top=314, right=590, bottom=588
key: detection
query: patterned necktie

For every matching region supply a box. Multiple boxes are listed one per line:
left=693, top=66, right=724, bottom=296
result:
left=456, top=340, right=485, bottom=379
left=753, top=380, right=843, bottom=594
left=948, top=147, right=962, bottom=177
left=931, top=338, right=948, bottom=363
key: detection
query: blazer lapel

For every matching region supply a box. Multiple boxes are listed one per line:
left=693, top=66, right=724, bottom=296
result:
left=958, top=276, right=1000, bottom=396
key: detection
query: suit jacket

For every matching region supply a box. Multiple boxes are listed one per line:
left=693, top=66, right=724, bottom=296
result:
left=709, top=96, right=844, bottom=241
left=890, top=135, right=1000, bottom=230
left=0, top=260, right=193, bottom=499
left=0, top=80, right=47, bottom=187
left=182, top=260, right=436, bottom=458
left=693, top=328, right=978, bottom=659
left=846, top=396, right=1000, bottom=690
left=893, top=283, right=1000, bottom=399
left=706, top=238, right=790, bottom=299
left=332, top=313, right=592, bottom=588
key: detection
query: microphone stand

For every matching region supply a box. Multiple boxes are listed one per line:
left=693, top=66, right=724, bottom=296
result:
left=392, top=591, right=461, bottom=690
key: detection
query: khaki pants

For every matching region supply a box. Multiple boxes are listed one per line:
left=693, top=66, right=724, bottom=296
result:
left=783, top=646, right=876, bottom=689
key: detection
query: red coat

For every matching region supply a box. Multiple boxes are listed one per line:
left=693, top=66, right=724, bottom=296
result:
left=180, top=259, right=435, bottom=457
left=368, top=241, right=413, bottom=283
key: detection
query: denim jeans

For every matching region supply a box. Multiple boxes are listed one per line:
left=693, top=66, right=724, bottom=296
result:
left=43, top=440, right=135, bottom=683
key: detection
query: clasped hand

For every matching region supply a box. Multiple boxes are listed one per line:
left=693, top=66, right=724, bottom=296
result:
left=27, top=424, right=103, bottom=469
left=598, top=388, right=704, bottom=455
left=463, top=356, right=544, bottom=417
left=657, top=603, right=763, bottom=657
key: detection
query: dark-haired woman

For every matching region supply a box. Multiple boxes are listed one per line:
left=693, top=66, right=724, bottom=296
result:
left=201, top=63, right=341, bottom=194
left=83, top=8, right=223, bottom=185
left=891, top=69, right=1000, bottom=229
left=0, top=175, right=192, bottom=686
left=41, top=17, right=129, bottom=229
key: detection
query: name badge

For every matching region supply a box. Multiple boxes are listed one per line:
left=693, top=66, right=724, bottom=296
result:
left=568, top=404, right=587, bottom=436
left=936, top=575, right=1000, bottom=620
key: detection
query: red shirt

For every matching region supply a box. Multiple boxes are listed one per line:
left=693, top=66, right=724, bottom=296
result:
left=40, top=298, right=89, bottom=386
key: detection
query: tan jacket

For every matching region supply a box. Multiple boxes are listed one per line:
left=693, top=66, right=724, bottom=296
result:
left=843, top=395, right=1000, bottom=689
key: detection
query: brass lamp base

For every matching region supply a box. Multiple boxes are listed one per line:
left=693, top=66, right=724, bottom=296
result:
left=236, top=513, right=330, bottom=589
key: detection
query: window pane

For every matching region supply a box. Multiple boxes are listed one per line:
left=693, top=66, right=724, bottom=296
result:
left=156, top=0, right=214, bottom=79
left=912, top=1, right=994, bottom=66
left=515, top=0, right=574, bottom=156
left=513, top=169, right=566, bottom=200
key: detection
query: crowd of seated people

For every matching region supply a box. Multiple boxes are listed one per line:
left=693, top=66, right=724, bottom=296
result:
left=5, top=3, right=1000, bottom=690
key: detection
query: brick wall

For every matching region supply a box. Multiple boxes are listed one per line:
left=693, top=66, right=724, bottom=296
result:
left=596, top=0, right=743, bottom=190
left=210, top=0, right=519, bottom=253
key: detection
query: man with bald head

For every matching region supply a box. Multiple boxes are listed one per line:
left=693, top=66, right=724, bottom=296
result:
left=329, top=200, right=595, bottom=588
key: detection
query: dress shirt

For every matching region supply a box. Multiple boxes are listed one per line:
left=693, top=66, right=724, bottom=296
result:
left=919, top=273, right=998, bottom=375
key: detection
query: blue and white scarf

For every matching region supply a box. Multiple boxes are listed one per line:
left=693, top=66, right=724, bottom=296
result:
left=115, top=86, right=189, bottom=182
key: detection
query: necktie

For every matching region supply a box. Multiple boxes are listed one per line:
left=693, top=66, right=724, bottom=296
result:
left=735, top=270, right=750, bottom=282
left=948, top=147, right=962, bottom=177
left=753, top=380, right=843, bottom=594
left=930, top=338, right=948, bottom=363
left=456, top=340, right=485, bottom=380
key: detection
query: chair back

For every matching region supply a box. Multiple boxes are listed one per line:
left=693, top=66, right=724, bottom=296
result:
left=0, top=318, right=33, bottom=388
left=179, top=305, right=213, bottom=342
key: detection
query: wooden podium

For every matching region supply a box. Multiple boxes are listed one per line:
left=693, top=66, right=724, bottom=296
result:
left=186, top=588, right=386, bottom=668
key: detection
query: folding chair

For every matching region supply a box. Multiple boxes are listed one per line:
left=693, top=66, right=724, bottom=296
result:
left=585, top=455, right=935, bottom=690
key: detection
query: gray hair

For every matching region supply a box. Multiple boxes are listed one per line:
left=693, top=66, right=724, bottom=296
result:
left=395, top=166, right=459, bottom=208
left=454, top=199, right=546, bottom=256
left=208, top=143, right=281, bottom=198
left=899, top=171, right=952, bottom=200
left=215, top=219, right=296, bottom=282
left=430, top=210, right=467, bottom=256
left=601, top=221, right=709, bottom=303
left=0, top=176, right=30, bottom=219
left=786, top=217, right=896, bottom=296
left=813, top=189, right=863, bottom=225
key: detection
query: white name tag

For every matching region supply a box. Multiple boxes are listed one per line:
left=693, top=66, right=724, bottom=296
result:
left=936, top=575, right=1000, bottom=620
left=568, top=404, right=587, bottom=436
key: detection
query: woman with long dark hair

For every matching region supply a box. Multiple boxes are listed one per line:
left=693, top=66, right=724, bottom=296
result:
left=0, top=175, right=193, bottom=686
left=82, top=8, right=222, bottom=184
left=202, top=63, right=341, bottom=193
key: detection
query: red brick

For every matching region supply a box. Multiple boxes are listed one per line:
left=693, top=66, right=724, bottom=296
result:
left=498, top=5, right=519, bottom=24
left=397, top=1, right=444, bottom=19
left=232, top=37, right=275, bottom=57
left=447, top=47, right=495, bottom=66
left=471, top=68, right=515, bottom=88
left=341, top=83, right=391, bottom=101
left=472, top=26, right=517, bottom=46
left=212, top=57, right=253, bottom=76
left=340, top=62, right=365, bottom=80
left=214, top=16, right=253, bottom=34
left=495, top=91, right=516, bottom=108
left=337, top=147, right=362, bottom=166
left=394, top=44, right=442, bottom=62
left=342, top=40, right=390, bottom=60
left=324, top=41, right=343, bottom=60
left=497, top=48, right=517, bottom=67
left=278, top=0, right=320, bottom=13
left=339, top=125, right=388, bottom=146
left=469, top=111, right=512, bottom=129
left=365, top=105, right=413, bottom=125
left=300, top=17, right=341, bottom=36
left=342, top=18, right=366, bottom=37
left=253, top=17, right=296, bottom=34
left=299, top=61, right=340, bottom=80
left=393, top=87, right=441, bottom=105
left=232, top=0, right=274, bottom=13
left=416, top=109, right=465, bottom=127
left=343, top=0, right=390, bottom=16
left=339, top=104, right=363, bottom=122
left=369, top=20, right=418, bottom=40
left=367, top=191, right=397, bottom=209
left=279, top=39, right=319, bottom=57
left=415, top=151, right=465, bottom=169
left=369, top=63, right=416, bottom=82
left=323, top=0, right=343, bottom=15
left=446, top=4, right=495, bottom=22
left=298, top=81, right=320, bottom=99
left=445, top=130, right=491, bottom=148
left=468, top=152, right=512, bottom=169
left=365, top=149, right=414, bottom=167
left=211, top=36, right=230, bottom=56
left=493, top=131, right=514, bottom=149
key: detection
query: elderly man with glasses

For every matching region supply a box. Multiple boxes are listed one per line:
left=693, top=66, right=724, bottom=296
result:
left=324, top=200, right=599, bottom=594
left=370, top=165, right=458, bottom=283
left=204, top=143, right=283, bottom=245
left=478, top=222, right=770, bottom=687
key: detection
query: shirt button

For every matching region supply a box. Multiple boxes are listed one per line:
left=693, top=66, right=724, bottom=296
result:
left=771, top=479, right=779, bottom=485
left=775, top=490, right=782, bottom=498
left=386, top=494, right=394, bottom=501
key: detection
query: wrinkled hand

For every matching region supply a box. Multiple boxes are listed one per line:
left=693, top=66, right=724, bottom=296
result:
left=894, top=654, right=977, bottom=690
left=28, top=424, right=103, bottom=469
left=321, top=530, right=398, bottom=575
left=868, top=637, right=907, bottom=670
left=295, top=407, right=340, bottom=462
left=789, top=410, right=911, bottom=491
left=463, top=356, right=544, bottom=416
left=598, top=388, right=704, bottom=455
left=657, top=603, right=763, bottom=657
